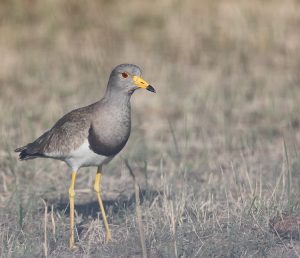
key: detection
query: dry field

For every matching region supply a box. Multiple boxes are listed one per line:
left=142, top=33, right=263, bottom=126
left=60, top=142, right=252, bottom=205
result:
left=1, top=0, right=300, bottom=257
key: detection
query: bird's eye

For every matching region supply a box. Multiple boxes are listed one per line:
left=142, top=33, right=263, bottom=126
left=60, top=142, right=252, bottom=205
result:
left=121, top=72, right=128, bottom=78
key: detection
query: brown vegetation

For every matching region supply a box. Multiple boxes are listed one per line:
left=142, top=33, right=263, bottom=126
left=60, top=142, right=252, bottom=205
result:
left=1, top=0, right=300, bottom=257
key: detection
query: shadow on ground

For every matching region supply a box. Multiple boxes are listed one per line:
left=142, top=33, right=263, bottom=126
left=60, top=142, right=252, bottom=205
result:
left=51, top=189, right=160, bottom=219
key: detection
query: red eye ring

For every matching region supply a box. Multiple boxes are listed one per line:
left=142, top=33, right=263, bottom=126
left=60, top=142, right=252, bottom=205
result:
left=121, top=72, right=128, bottom=78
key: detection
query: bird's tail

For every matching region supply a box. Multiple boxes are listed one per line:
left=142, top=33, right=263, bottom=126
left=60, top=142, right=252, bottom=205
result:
left=15, top=146, right=40, bottom=160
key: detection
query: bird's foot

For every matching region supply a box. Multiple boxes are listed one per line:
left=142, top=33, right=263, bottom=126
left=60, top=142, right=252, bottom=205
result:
left=105, top=232, right=112, bottom=243
left=69, top=239, right=78, bottom=250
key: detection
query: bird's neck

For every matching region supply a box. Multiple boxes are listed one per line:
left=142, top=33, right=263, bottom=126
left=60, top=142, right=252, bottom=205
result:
left=104, top=89, right=132, bottom=110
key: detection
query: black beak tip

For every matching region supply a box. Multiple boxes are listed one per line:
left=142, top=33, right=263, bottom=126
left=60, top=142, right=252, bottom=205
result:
left=146, top=85, right=156, bottom=93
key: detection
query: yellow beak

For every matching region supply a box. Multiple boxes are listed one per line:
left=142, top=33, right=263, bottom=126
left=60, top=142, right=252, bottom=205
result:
left=132, top=76, right=156, bottom=93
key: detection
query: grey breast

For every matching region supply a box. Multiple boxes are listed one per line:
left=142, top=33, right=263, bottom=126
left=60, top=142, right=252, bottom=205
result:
left=88, top=99, right=131, bottom=157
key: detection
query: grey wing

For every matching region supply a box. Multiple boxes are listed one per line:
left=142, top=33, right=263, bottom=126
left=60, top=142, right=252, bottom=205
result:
left=15, top=106, right=93, bottom=160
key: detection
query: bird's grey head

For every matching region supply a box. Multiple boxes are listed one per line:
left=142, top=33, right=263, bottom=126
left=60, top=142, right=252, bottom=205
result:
left=106, top=64, right=155, bottom=96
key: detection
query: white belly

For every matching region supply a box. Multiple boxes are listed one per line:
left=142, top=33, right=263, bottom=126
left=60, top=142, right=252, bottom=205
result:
left=64, top=140, right=113, bottom=171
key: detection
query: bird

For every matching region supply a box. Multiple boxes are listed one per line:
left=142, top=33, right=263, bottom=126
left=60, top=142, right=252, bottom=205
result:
left=15, top=64, right=156, bottom=248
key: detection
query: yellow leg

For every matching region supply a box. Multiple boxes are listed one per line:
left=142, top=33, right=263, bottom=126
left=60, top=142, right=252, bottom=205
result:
left=69, top=171, right=77, bottom=249
left=94, top=169, right=112, bottom=242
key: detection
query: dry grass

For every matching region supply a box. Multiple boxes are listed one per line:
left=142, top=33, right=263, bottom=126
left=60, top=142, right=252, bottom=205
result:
left=1, top=0, right=300, bottom=257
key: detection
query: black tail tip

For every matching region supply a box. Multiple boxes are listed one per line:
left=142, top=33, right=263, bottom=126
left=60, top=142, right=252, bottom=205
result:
left=15, top=147, right=30, bottom=160
left=15, top=147, right=42, bottom=160
left=15, top=147, right=24, bottom=152
left=19, top=151, right=29, bottom=160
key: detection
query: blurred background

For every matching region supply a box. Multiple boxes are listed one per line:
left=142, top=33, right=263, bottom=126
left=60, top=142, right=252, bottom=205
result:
left=1, top=0, right=300, bottom=257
